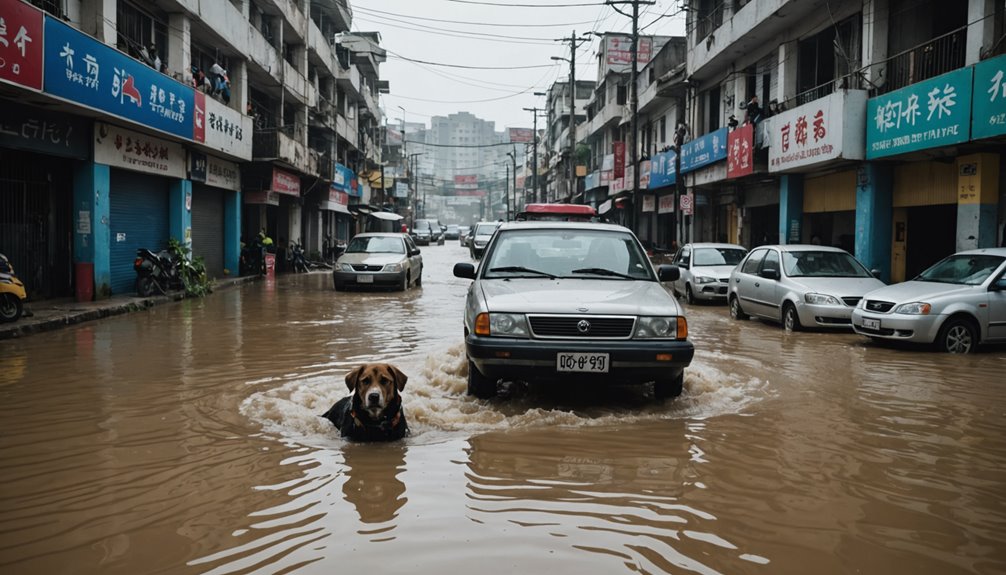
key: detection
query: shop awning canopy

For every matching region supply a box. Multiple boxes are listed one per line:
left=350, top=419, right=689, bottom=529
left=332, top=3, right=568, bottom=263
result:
left=369, top=211, right=404, bottom=221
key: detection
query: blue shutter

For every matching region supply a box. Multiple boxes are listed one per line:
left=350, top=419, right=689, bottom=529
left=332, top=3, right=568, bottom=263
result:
left=109, top=170, right=170, bottom=295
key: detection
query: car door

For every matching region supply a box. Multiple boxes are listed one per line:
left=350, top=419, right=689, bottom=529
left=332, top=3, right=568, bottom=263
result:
left=734, top=248, right=768, bottom=317
left=754, top=248, right=783, bottom=319
left=987, top=271, right=1006, bottom=341
left=672, top=245, right=691, bottom=293
left=404, top=235, right=421, bottom=278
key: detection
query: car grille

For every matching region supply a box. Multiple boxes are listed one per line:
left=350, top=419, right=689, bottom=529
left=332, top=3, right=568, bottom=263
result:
left=842, top=297, right=861, bottom=307
left=351, top=264, right=383, bottom=272
left=864, top=300, right=895, bottom=313
left=719, top=278, right=730, bottom=283
left=528, top=315, right=635, bottom=339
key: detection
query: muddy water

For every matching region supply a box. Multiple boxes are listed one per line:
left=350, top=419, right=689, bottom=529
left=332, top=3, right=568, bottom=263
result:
left=1, top=243, right=1004, bottom=574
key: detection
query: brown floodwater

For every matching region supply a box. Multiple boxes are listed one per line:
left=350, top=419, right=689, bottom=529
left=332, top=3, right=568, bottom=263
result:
left=1, top=243, right=1004, bottom=574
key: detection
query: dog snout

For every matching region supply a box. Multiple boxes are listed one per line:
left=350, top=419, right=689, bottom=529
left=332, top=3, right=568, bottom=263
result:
left=367, top=391, right=382, bottom=406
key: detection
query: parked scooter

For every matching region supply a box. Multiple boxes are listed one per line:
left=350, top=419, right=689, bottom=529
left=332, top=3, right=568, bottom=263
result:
left=133, top=248, right=183, bottom=296
left=0, top=253, right=29, bottom=323
left=289, top=241, right=310, bottom=273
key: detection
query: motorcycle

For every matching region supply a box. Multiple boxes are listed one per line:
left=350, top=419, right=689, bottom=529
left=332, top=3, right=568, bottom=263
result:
left=289, top=241, right=310, bottom=273
left=0, top=253, right=28, bottom=323
left=133, top=248, right=183, bottom=296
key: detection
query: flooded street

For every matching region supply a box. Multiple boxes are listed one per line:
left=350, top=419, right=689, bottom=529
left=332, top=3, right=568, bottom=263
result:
left=1, top=242, right=1004, bottom=575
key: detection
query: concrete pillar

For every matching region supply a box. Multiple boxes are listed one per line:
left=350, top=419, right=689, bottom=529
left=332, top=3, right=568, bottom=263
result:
left=240, top=0, right=251, bottom=20
left=779, top=174, right=804, bottom=244
left=224, top=191, right=241, bottom=275
left=168, top=13, right=191, bottom=86
left=80, top=0, right=116, bottom=47
left=957, top=153, right=1000, bottom=250
left=862, top=0, right=889, bottom=88
left=73, top=162, right=111, bottom=299
left=855, top=163, right=893, bottom=282
left=169, top=179, right=193, bottom=248
left=776, top=42, right=798, bottom=105
left=231, top=59, right=248, bottom=115
left=288, top=204, right=303, bottom=246
left=966, top=0, right=998, bottom=66
left=296, top=105, right=309, bottom=146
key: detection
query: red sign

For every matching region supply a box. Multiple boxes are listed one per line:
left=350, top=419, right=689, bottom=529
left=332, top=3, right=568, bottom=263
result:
left=680, top=193, right=694, bottom=215
left=612, top=141, right=625, bottom=179
left=508, top=128, right=533, bottom=143
left=727, top=123, right=754, bottom=178
left=454, top=174, right=478, bottom=189
left=0, top=0, right=43, bottom=90
left=456, top=190, right=486, bottom=197
left=272, top=168, right=300, bottom=195
left=329, top=188, right=349, bottom=205
left=192, top=91, right=206, bottom=143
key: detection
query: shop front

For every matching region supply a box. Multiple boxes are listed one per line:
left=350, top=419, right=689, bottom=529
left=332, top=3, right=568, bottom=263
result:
left=189, top=152, right=241, bottom=279
left=681, top=127, right=729, bottom=245
left=648, top=148, right=678, bottom=249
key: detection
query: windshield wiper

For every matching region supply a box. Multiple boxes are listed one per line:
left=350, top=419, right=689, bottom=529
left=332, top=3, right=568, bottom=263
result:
left=489, top=266, right=556, bottom=279
left=571, top=267, right=635, bottom=279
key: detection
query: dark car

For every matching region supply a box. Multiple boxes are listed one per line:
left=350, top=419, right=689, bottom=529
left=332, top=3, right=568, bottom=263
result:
left=411, top=219, right=437, bottom=246
left=444, top=225, right=461, bottom=240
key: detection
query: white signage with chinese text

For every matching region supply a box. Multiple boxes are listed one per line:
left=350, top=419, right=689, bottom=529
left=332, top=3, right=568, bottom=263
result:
left=94, top=122, right=185, bottom=178
left=202, top=97, right=253, bottom=160
left=768, top=90, right=867, bottom=173
left=206, top=155, right=240, bottom=191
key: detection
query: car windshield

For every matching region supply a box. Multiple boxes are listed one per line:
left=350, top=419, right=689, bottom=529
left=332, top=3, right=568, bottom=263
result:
left=414, top=220, right=433, bottom=232
left=483, top=229, right=653, bottom=280
left=915, top=254, right=1005, bottom=285
left=447, top=225, right=459, bottom=232
left=345, top=236, right=404, bottom=254
left=474, top=224, right=498, bottom=238
left=693, top=247, right=747, bottom=266
left=782, top=251, right=871, bottom=277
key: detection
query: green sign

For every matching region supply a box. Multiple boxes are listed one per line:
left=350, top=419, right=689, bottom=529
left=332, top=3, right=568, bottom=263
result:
left=866, top=67, right=973, bottom=159
left=972, top=54, right=1006, bottom=140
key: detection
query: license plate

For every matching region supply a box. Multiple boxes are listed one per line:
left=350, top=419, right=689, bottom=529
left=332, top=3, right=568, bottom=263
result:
left=356, top=275, right=374, bottom=284
left=862, top=317, right=880, bottom=330
left=557, top=352, right=609, bottom=373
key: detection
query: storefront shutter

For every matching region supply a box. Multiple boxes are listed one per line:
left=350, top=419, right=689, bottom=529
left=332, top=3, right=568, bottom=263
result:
left=109, top=169, right=170, bottom=295
left=191, top=184, right=226, bottom=279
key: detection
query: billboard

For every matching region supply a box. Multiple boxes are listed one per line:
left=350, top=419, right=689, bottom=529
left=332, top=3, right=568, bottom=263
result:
left=0, top=0, right=43, bottom=90
left=605, top=35, right=653, bottom=72
left=454, top=174, right=478, bottom=189
left=508, top=128, right=533, bottom=143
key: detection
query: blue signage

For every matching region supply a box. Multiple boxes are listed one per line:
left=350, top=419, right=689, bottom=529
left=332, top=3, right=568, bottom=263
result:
left=649, top=149, right=677, bottom=189
left=971, top=54, right=1006, bottom=141
left=680, top=127, right=728, bottom=174
left=332, top=163, right=359, bottom=196
left=866, top=67, right=972, bottom=159
left=42, top=16, right=194, bottom=140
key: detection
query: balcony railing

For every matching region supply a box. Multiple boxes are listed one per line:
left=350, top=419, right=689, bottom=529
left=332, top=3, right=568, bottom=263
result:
left=694, top=2, right=724, bottom=41
left=869, top=26, right=967, bottom=96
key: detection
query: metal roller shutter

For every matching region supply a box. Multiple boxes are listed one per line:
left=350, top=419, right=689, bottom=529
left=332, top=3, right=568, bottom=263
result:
left=109, top=170, right=169, bottom=295
left=191, top=184, right=225, bottom=279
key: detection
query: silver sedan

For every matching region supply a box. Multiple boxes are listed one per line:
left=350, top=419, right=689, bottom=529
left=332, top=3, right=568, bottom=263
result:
left=729, top=245, right=886, bottom=330
left=332, top=233, right=423, bottom=291
left=852, top=247, right=1006, bottom=353
left=671, top=243, right=747, bottom=304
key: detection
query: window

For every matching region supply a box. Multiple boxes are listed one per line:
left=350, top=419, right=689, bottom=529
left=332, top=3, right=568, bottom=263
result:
left=116, top=0, right=167, bottom=71
left=616, top=84, right=627, bottom=105
left=762, top=249, right=780, bottom=273
left=741, top=249, right=767, bottom=274
left=659, top=117, right=667, bottom=144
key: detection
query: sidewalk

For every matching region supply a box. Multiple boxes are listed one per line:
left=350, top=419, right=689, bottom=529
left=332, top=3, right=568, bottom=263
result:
left=0, top=275, right=260, bottom=341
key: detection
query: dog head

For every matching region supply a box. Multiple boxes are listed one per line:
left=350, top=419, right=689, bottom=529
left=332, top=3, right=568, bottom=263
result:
left=345, top=363, right=408, bottom=419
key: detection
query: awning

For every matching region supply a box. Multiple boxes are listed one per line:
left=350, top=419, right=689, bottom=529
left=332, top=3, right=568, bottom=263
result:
left=349, top=204, right=376, bottom=214
left=598, top=199, right=613, bottom=214
left=369, top=211, right=404, bottom=221
left=320, top=200, right=352, bottom=214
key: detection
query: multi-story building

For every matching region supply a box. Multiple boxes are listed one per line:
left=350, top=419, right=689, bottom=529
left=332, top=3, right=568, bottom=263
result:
left=0, top=0, right=385, bottom=299
left=681, top=0, right=1005, bottom=282
left=542, top=80, right=595, bottom=203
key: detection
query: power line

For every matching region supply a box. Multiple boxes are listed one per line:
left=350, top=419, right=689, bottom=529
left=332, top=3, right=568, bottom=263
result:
left=445, top=0, right=608, bottom=6
left=406, top=140, right=520, bottom=148
left=353, top=14, right=557, bottom=44
left=354, top=6, right=601, bottom=28
left=385, top=49, right=556, bottom=70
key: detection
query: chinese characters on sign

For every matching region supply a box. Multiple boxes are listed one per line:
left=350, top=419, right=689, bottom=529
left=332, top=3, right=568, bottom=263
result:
left=769, top=90, right=865, bottom=172
left=94, top=122, right=185, bottom=178
left=726, top=123, right=754, bottom=178
left=971, top=54, right=1006, bottom=140
left=679, top=127, right=728, bottom=174
left=0, top=100, right=89, bottom=158
left=866, top=67, right=972, bottom=159
left=197, top=96, right=253, bottom=159
left=0, top=0, right=42, bottom=90
left=612, top=141, right=625, bottom=179
left=271, top=168, right=300, bottom=196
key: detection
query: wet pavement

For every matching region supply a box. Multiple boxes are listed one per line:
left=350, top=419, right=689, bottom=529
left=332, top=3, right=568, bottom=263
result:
left=1, top=243, right=1004, bottom=574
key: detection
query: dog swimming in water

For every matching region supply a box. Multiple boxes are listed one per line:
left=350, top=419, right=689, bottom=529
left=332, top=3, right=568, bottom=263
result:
left=321, top=363, right=409, bottom=441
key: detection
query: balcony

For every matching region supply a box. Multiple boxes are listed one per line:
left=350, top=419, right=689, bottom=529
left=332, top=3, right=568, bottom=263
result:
left=335, top=113, right=358, bottom=150
left=307, top=21, right=336, bottom=76
left=253, top=128, right=318, bottom=175
left=283, top=60, right=309, bottom=104
left=265, top=0, right=308, bottom=43
left=334, top=62, right=362, bottom=99
left=587, top=103, right=627, bottom=138
left=315, top=0, right=352, bottom=31
left=867, top=26, right=967, bottom=96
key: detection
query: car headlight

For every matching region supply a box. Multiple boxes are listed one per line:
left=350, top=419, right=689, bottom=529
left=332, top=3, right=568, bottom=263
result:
left=805, top=293, right=841, bottom=305
left=634, top=316, right=686, bottom=339
left=857, top=298, right=867, bottom=309
left=478, top=313, right=529, bottom=337
left=693, top=276, right=716, bottom=284
left=339, top=263, right=355, bottom=272
left=894, top=302, right=931, bottom=315
left=383, top=263, right=403, bottom=272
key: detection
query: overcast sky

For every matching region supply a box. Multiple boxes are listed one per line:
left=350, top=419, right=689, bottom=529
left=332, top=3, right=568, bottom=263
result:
left=351, top=0, right=687, bottom=132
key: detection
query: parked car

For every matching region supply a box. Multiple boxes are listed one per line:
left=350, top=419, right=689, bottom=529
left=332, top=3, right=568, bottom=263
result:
left=469, top=221, right=500, bottom=259
left=444, top=224, right=461, bottom=240
left=851, top=247, right=1006, bottom=353
left=411, top=219, right=442, bottom=246
left=452, top=220, right=693, bottom=400
left=459, top=225, right=471, bottom=247
left=671, top=243, right=748, bottom=304
left=728, top=245, right=885, bottom=331
left=332, top=233, right=422, bottom=291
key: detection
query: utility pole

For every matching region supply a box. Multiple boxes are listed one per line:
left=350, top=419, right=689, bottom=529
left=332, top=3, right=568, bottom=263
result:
left=506, top=147, right=517, bottom=218
left=523, top=96, right=546, bottom=203
left=608, top=0, right=654, bottom=233
left=504, top=162, right=510, bottom=220
left=553, top=31, right=591, bottom=203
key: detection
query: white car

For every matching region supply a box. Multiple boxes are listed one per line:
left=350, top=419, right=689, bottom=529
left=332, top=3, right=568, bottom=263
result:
left=671, top=243, right=748, bottom=304
left=332, top=233, right=423, bottom=291
left=453, top=221, right=693, bottom=400
left=852, top=248, right=1006, bottom=353
left=729, top=245, right=886, bottom=330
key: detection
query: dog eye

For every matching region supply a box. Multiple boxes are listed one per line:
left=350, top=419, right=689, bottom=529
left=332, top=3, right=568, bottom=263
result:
left=381, top=378, right=391, bottom=385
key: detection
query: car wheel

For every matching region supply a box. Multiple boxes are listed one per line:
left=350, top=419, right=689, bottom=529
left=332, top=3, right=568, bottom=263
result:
left=399, top=273, right=409, bottom=291
left=467, top=360, right=497, bottom=398
left=729, top=296, right=748, bottom=320
left=685, top=284, right=696, bottom=305
left=783, top=303, right=802, bottom=331
left=415, top=271, right=423, bottom=287
left=0, top=293, right=23, bottom=323
left=935, top=316, right=978, bottom=353
left=654, top=372, right=684, bottom=399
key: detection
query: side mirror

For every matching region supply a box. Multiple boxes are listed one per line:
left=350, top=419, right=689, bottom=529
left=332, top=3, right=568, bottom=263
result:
left=870, top=268, right=882, bottom=278
left=760, top=268, right=780, bottom=280
left=410, top=249, right=421, bottom=256
left=453, top=262, right=476, bottom=279
left=991, top=277, right=1006, bottom=291
left=657, top=264, right=680, bottom=282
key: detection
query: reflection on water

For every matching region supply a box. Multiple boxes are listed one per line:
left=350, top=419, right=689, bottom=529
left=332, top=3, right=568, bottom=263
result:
left=1, top=244, right=1005, bottom=574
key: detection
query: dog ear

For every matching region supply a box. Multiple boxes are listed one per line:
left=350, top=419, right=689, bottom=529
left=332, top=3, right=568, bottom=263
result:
left=345, top=366, right=364, bottom=391
left=388, top=365, right=408, bottom=392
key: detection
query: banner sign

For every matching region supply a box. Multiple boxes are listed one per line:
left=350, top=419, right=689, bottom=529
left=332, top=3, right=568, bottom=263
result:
left=332, top=162, right=358, bottom=196
left=94, top=122, right=185, bottom=178
left=198, top=95, right=252, bottom=160
left=243, top=191, right=279, bottom=206
left=727, top=123, right=754, bottom=178
left=606, top=35, right=653, bottom=71
left=649, top=149, right=677, bottom=189
left=641, top=194, right=655, bottom=212
left=44, top=16, right=195, bottom=140
left=394, top=181, right=409, bottom=198
left=271, top=168, right=299, bottom=195
left=770, top=90, right=866, bottom=171
left=454, top=174, right=478, bottom=189
left=585, top=171, right=600, bottom=190
left=658, top=194, right=675, bottom=214
left=0, top=100, right=89, bottom=159
left=680, top=127, right=727, bottom=174
left=639, top=160, right=651, bottom=189
left=189, top=150, right=207, bottom=182
left=680, top=192, right=694, bottom=215
left=866, top=68, right=972, bottom=159
left=612, top=141, right=625, bottom=179
left=0, top=0, right=43, bottom=90
left=206, top=155, right=240, bottom=191
left=329, top=188, right=349, bottom=204
left=971, top=53, right=1006, bottom=141
left=508, top=127, right=533, bottom=143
